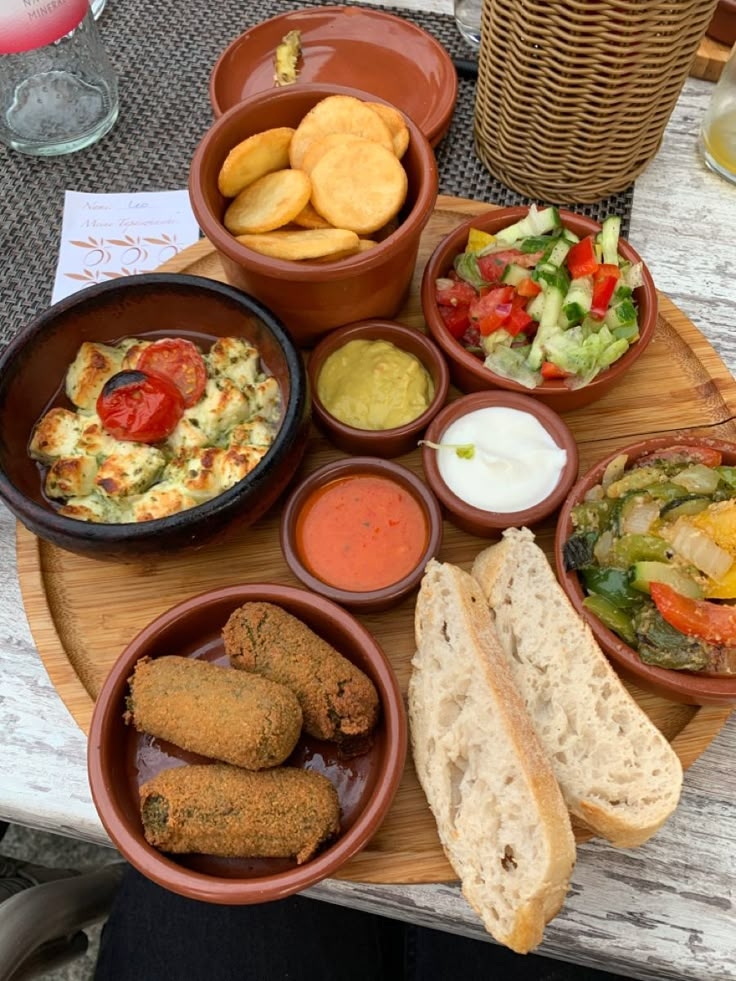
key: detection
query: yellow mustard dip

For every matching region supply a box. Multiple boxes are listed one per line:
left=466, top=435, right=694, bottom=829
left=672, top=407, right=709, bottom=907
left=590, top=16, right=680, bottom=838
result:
left=317, top=339, right=435, bottom=430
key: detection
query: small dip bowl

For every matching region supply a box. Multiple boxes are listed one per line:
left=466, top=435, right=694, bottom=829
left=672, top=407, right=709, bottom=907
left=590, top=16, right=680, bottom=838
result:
left=421, top=391, right=579, bottom=537
left=280, top=457, right=443, bottom=612
left=307, top=320, right=449, bottom=458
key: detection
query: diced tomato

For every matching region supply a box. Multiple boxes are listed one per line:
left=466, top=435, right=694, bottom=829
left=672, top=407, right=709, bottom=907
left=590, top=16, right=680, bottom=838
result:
left=638, top=445, right=723, bottom=468
left=97, top=370, right=184, bottom=443
left=138, top=339, right=207, bottom=408
left=469, top=286, right=514, bottom=323
left=476, top=249, right=543, bottom=283
left=478, top=309, right=510, bottom=336
left=439, top=304, right=471, bottom=339
left=511, top=291, right=528, bottom=310
left=541, top=361, right=571, bottom=380
left=435, top=280, right=477, bottom=308
left=589, top=264, right=622, bottom=320
left=507, top=308, right=533, bottom=336
left=517, top=277, right=542, bottom=297
left=566, top=236, right=599, bottom=278
left=650, top=582, right=736, bottom=646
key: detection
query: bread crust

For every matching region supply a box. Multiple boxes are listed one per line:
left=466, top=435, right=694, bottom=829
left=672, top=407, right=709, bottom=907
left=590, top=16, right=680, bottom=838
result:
left=471, top=528, right=683, bottom=849
left=410, top=560, right=575, bottom=953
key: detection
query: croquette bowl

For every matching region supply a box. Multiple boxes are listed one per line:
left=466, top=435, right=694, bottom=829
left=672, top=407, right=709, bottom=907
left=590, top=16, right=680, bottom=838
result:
left=0, top=275, right=310, bottom=560
left=87, top=583, right=407, bottom=904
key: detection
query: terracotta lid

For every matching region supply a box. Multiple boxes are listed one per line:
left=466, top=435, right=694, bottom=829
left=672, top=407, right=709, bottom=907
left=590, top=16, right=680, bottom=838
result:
left=707, top=0, right=736, bottom=44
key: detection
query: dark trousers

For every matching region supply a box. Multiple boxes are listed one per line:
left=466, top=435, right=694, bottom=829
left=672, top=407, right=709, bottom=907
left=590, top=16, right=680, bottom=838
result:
left=95, top=867, right=623, bottom=981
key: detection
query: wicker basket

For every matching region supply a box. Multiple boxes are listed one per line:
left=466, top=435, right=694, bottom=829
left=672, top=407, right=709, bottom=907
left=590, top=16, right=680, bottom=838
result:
left=474, top=0, right=720, bottom=202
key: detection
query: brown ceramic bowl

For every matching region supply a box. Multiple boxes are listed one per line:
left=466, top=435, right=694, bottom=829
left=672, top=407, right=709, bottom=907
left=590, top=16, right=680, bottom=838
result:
left=420, top=207, right=657, bottom=412
left=707, top=0, right=736, bottom=44
left=421, top=391, right=579, bottom=537
left=307, top=320, right=449, bottom=458
left=88, top=582, right=407, bottom=903
left=209, top=6, right=458, bottom=146
left=280, top=457, right=443, bottom=612
left=555, top=436, right=736, bottom=706
left=189, top=83, right=438, bottom=347
left=0, top=275, right=310, bottom=561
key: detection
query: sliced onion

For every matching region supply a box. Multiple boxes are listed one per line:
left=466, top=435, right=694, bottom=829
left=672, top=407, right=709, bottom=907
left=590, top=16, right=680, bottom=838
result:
left=672, top=465, right=720, bottom=495
left=621, top=498, right=661, bottom=535
left=594, top=530, right=614, bottom=565
left=601, top=454, right=628, bottom=492
left=584, top=484, right=604, bottom=502
left=670, top=522, right=734, bottom=580
left=495, top=303, right=513, bottom=318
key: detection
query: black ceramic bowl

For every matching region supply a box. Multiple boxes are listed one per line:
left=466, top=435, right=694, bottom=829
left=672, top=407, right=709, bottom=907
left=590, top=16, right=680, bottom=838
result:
left=0, top=275, right=310, bottom=560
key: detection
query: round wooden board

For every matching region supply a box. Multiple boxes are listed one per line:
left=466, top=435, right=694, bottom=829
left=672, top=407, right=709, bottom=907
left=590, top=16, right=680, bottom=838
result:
left=17, top=195, right=734, bottom=885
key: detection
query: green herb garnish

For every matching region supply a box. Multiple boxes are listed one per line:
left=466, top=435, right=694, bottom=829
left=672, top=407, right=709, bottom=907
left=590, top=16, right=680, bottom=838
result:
left=419, top=439, right=475, bottom=460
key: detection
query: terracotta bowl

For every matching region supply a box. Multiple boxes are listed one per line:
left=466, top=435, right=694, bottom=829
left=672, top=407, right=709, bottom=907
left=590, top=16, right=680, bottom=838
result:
left=555, top=435, right=736, bottom=706
left=420, top=207, right=657, bottom=412
left=189, top=83, right=438, bottom=347
left=87, top=582, right=407, bottom=903
left=209, top=5, right=458, bottom=146
left=707, top=0, right=736, bottom=44
left=307, top=320, right=449, bottom=458
left=0, top=275, right=310, bottom=560
left=421, top=391, right=579, bottom=538
left=280, top=457, right=443, bottom=612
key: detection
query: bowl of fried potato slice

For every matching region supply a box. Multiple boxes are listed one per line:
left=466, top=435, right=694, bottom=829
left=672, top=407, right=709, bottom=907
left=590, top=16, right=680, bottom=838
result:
left=189, top=84, right=438, bottom=346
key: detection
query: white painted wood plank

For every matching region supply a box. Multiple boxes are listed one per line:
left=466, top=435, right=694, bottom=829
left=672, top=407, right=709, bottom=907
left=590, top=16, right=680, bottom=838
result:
left=1, top=59, right=735, bottom=981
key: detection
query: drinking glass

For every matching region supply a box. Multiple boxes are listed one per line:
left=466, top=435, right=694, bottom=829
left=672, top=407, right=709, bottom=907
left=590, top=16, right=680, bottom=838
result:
left=454, top=0, right=482, bottom=48
left=700, top=43, right=736, bottom=184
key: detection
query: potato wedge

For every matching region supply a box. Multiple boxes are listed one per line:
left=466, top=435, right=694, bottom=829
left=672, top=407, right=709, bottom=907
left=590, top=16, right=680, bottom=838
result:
left=310, top=141, right=408, bottom=235
left=292, top=200, right=332, bottom=230
left=237, top=228, right=360, bottom=260
left=224, top=169, right=311, bottom=235
left=289, top=95, right=393, bottom=170
left=366, top=102, right=410, bottom=159
left=217, top=128, right=295, bottom=198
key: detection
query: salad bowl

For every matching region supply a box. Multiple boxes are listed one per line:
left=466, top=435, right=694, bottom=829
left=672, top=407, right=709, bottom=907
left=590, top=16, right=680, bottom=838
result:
left=421, top=206, right=657, bottom=412
left=555, top=435, right=736, bottom=705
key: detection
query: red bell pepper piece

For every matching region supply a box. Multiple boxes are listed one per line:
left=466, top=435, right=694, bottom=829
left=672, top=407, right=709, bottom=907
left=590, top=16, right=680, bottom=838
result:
left=589, top=263, right=622, bottom=320
left=566, top=236, right=599, bottom=278
left=650, top=582, right=736, bottom=646
left=439, top=304, right=471, bottom=339
left=541, top=361, right=571, bottom=380
left=507, top=307, right=533, bottom=336
left=478, top=308, right=510, bottom=336
left=516, top=277, right=542, bottom=297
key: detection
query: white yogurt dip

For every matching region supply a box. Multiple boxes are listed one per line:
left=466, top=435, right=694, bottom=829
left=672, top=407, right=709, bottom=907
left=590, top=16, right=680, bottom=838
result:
left=436, top=407, right=567, bottom=513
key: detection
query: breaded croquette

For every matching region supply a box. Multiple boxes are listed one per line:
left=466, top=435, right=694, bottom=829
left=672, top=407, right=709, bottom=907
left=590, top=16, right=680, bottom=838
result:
left=125, top=656, right=302, bottom=769
left=222, top=603, right=379, bottom=741
left=140, top=764, right=340, bottom=863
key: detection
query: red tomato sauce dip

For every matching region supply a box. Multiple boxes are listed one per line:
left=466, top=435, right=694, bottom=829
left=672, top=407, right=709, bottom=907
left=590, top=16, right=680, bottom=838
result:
left=295, top=474, right=429, bottom=592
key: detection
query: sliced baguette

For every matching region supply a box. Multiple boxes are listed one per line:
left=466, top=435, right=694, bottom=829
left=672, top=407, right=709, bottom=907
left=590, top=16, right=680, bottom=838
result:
left=472, top=528, right=683, bottom=848
left=409, top=559, right=576, bottom=954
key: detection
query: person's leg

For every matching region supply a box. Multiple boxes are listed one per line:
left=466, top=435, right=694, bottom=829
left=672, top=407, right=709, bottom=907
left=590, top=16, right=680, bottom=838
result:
left=95, top=866, right=405, bottom=981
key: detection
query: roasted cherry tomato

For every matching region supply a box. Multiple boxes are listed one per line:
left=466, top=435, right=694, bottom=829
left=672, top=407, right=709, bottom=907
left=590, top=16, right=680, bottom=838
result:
left=650, top=582, right=736, bottom=646
left=97, top=370, right=184, bottom=443
left=638, top=445, right=723, bottom=468
left=138, top=338, right=207, bottom=408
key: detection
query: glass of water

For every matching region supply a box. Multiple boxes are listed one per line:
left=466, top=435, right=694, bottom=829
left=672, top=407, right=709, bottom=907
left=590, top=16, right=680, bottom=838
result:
left=454, top=0, right=483, bottom=48
left=700, top=43, right=736, bottom=185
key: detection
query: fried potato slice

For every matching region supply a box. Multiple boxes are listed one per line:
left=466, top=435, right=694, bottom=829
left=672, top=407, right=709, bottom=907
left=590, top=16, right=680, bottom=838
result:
left=292, top=200, right=332, bottom=230
left=217, top=127, right=295, bottom=198
left=289, top=95, right=393, bottom=169
left=237, top=228, right=360, bottom=260
left=366, top=102, right=410, bottom=159
left=310, top=238, right=377, bottom=263
left=301, top=133, right=369, bottom=176
left=310, top=141, right=408, bottom=235
left=224, top=169, right=311, bottom=235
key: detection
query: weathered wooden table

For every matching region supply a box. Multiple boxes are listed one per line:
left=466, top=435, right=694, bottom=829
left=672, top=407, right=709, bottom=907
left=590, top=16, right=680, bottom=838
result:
left=1, top=1, right=735, bottom=977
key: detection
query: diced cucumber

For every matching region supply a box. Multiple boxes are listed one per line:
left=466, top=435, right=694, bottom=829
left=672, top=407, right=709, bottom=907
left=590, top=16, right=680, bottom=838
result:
left=545, top=239, right=571, bottom=268
left=562, top=276, right=593, bottom=325
left=495, top=206, right=561, bottom=245
left=520, top=235, right=554, bottom=254
left=612, top=324, right=640, bottom=342
left=630, top=561, right=704, bottom=600
left=526, top=292, right=545, bottom=322
left=612, top=282, right=633, bottom=303
left=604, top=298, right=638, bottom=330
left=501, top=263, right=531, bottom=287
left=534, top=264, right=570, bottom=292
left=561, top=227, right=580, bottom=245
left=528, top=285, right=564, bottom=370
left=598, top=215, right=621, bottom=266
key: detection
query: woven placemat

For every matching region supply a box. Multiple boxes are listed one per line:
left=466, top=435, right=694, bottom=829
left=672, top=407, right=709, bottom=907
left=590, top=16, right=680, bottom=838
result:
left=0, top=0, right=634, bottom=352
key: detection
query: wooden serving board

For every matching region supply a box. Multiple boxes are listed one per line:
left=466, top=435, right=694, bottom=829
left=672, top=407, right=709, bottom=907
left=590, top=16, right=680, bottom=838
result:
left=17, top=196, right=734, bottom=885
left=692, top=34, right=732, bottom=81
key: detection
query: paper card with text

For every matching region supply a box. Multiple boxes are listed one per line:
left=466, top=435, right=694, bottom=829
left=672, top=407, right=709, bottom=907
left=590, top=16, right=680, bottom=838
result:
left=51, top=189, right=201, bottom=304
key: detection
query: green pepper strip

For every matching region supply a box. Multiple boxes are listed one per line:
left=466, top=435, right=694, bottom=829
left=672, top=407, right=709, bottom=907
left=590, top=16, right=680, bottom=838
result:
left=583, top=595, right=636, bottom=645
